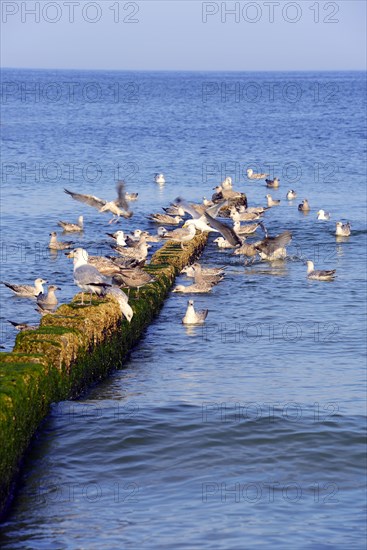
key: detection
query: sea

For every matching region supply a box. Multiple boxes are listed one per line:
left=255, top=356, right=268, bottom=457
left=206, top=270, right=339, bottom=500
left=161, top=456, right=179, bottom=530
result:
left=0, top=69, right=366, bottom=549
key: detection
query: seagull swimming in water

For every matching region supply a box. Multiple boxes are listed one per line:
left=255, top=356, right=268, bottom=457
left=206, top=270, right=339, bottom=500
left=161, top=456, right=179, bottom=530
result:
left=58, top=215, right=84, bottom=232
left=155, top=173, right=165, bottom=184
left=306, top=260, right=336, bottom=281
left=266, top=195, right=280, bottom=207
left=182, top=300, right=208, bottom=325
left=7, top=320, right=38, bottom=331
left=254, top=230, right=292, bottom=261
left=298, top=199, right=310, bottom=212
left=247, top=168, right=269, bottom=180
left=1, top=278, right=48, bottom=298
left=265, top=177, right=280, bottom=188
left=36, top=285, right=60, bottom=313
left=286, top=190, right=297, bottom=200
left=317, top=209, right=331, bottom=220
left=48, top=232, right=74, bottom=250
left=335, top=221, right=351, bottom=236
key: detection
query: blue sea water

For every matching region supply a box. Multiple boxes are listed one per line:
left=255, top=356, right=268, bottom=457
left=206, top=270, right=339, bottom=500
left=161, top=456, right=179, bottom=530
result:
left=0, top=69, right=366, bottom=548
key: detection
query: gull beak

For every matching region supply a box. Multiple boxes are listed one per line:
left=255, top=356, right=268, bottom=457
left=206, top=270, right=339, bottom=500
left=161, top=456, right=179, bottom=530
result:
left=65, top=250, right=74, bottom=258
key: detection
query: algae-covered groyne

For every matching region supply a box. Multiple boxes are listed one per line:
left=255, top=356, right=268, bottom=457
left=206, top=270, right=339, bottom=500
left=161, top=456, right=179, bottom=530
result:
left=0, top=233, right=208, bottom=519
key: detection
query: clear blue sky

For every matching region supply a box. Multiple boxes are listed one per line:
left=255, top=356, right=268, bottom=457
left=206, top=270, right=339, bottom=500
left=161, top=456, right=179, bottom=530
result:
left=1, top=0, right=366, bottom=70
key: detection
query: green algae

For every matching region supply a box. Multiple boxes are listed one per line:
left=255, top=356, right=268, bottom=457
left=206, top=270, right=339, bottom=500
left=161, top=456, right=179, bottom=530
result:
left=0, top=232, right=208, bottom=519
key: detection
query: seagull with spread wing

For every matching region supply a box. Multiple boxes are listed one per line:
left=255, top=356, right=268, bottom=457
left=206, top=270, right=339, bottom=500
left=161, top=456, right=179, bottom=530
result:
left=64, top=181, right=132, bottom=223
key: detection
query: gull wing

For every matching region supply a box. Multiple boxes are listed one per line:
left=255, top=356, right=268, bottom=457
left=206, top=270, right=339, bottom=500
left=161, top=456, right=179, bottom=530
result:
left=174, top=197, right=202, bottom=219
left=204, top=212, right=242, bottom=247
left=64, top=189, right=106, bottom=209
left=206, top=199, right=229, bottom=218
left=75, top=264, right=109, bottom=285
left=255, top=231, right=292, bottom=254
left=116, top=180, right=130, bottom=212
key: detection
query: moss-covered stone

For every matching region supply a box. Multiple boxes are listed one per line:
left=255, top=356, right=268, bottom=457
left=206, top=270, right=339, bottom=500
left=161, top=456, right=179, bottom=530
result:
left=0, top=231, right=209, bottom=519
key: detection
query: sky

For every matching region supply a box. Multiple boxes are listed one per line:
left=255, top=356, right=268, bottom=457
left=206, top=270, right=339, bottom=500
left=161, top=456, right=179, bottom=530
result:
left=1, top=0, right=366, bottom=71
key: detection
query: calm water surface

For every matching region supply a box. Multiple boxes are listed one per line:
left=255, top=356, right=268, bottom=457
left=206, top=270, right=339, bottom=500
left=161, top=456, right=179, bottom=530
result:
left=0, top=70, right=366, bottom=548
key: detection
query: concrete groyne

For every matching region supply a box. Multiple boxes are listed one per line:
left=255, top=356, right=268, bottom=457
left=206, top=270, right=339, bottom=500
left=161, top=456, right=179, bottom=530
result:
left=0, top=232, right=208, bottom=519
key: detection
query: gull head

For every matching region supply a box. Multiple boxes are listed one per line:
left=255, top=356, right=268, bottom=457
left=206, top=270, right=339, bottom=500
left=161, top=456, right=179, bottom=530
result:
left=66, top=248, right=89, bottom=262
left=122, top=302, right=134, bottom=323
left=306, top=260, right=315, bottom=273
left=35, top=278, right=48, bottom=285
left=157, top=227, right=167, bottom=237
left=48, top=285, right=61, bottom=292
left=188, top=299, right=194, bottom=307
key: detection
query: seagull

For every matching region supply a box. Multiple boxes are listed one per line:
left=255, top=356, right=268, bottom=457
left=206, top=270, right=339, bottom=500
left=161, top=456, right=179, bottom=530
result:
left=105, top=287, right=133, bottom=322
left=317, top=209, right=331, bottom=220
left=286, top=190, right=297, bottom=200
left=36, top=285, right=60, bottom=313
left=144, top=227, right=167, bottom=242
left=191, top=263, right=223, bottom=286
left=148, top=213, right=183, bottom=225
left=67, top=248, right=111, bottom=305
left=266, top=195, right=280, bottom=207
left=213, top=237, right=236, bottom=249
left=335, top=221, right=351, bottom=236
left=233, top=221, right=260, bottom=236
left=111, top=237, right=149, bottom=261
left=202, top=197, right=214, bottom=207
left=1, top=278, right=47, bottom=298
left=265, top=177, right=280, bottom=188
left=162, top=223, right=196, bottom=249
left=182, top=263, right=225, bottom=278
left=58, top=215, right=84, bottom=232
left=298, top=199, right=310, bottom=212
left=112, top=267, right=156, bottom=298
left=254, top=230, right=292, bottom=261
left=124, top=233, right=150, bottom=249
left=239, top=205, right=269, bottom=214
left=212, top=186, right=243, bottom=201
left=86, top=255, right=132, bottom=276
left=247, top=168, right=269, bottom=180
left=172, top=280, right=215, bottom=293
left=155, top=173, right=165, bottom=184
left=125, top=192, right=138, bottom=201
left=221, top=176, right=233, bottom=190
left=233, top=242, right=259, bottom=257
left=48, top=232, right=74, bottom=250
left=182, top=300, right=208, bottom=325
left=162, top=205, right=186, bottom=216
left=229, top=207, right=263, bottom=221
left=7, top=320, right=38, bottom=331
left=106, top=230, right=127, bottom=246
left=64, top=181, right=132, bottom=223
left=306, top=260, right=336, bottom=281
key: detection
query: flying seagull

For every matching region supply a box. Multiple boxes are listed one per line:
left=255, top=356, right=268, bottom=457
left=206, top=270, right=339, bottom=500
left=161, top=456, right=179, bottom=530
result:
left=64, top=181, right=132, bottom=223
